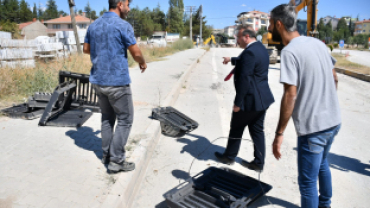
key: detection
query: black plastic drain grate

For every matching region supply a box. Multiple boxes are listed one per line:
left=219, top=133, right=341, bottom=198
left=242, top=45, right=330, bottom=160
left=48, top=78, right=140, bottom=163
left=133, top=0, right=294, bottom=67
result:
left=164, top=167, right=272, bottom=208
left=152, top=107, right=199, bottom=138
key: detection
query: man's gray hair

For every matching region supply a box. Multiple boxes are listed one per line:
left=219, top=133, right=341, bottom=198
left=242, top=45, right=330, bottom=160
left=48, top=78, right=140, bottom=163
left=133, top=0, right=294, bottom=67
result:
left=109, top=0, right=131, bottom=9
left=270, top=4, right=297, bottom=32
left=235, top=25, right=256, bottom=38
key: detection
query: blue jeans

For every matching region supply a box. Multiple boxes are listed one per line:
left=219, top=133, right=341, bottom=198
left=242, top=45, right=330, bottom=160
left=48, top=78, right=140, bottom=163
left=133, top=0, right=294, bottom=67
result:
left=298, top=124, right=341, bottom=208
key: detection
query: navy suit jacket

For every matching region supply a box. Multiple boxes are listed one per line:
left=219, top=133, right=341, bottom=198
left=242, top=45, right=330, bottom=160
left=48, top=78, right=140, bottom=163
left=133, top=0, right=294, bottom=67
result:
left=231, top=41, right=274, bottom=112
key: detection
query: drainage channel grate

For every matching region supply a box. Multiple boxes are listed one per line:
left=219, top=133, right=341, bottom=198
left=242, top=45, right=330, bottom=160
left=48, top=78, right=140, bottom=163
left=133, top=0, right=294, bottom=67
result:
left=152, top=107, right=199, bottom=138
left=164, top=167, right=272, bottom=208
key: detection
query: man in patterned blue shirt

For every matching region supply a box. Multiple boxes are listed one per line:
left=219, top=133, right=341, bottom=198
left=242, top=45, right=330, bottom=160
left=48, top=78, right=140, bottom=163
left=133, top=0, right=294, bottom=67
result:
left=83, top=0, right=147, bottom=173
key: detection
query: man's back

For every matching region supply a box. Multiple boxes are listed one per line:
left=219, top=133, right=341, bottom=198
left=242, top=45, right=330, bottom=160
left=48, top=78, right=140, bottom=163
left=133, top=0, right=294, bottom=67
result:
left=234, top=41, right=274, bottom=111
left=280, top=36, right=341, bottom=136
left=85, top=12, right=136, bottom=86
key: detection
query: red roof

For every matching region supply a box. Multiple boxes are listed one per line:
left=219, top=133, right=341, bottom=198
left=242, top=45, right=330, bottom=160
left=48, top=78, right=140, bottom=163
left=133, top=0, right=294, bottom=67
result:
left=356, top=20, right=370, bottom=24
left=19, top=21, right=34, bottom=30
left=44, top=15, right=93, bottom=24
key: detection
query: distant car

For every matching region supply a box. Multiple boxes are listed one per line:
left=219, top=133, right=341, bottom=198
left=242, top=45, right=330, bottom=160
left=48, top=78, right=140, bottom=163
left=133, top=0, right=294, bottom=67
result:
left=148, top=35, right=167, bottom=47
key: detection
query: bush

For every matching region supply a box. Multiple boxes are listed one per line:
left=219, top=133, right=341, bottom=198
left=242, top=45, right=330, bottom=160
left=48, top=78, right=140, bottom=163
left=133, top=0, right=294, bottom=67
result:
left=333, top=43, right=339, bottom=48
left=170, top=39, right=194, bottom=51
left=141, top=36, right=148, bottom=41
left=327, top=44, right=333, bottom=52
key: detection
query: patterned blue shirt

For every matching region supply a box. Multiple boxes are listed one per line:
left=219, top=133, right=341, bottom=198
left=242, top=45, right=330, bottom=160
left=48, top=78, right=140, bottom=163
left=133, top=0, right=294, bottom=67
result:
left=85, top=12, right=136, bottom=86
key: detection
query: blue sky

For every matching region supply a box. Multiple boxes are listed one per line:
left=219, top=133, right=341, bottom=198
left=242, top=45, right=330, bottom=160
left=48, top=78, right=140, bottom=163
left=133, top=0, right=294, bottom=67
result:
left=30, top=0, right=369, bottom=29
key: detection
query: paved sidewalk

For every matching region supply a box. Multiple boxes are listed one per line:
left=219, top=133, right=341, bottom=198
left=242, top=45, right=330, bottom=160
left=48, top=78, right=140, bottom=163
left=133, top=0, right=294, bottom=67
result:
left=0, top=48, right=205, bottom=208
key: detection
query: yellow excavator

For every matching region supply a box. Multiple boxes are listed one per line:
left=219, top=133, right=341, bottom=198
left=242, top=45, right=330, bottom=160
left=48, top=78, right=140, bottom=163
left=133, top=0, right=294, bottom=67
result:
left=262, top=0, right=319, bottom=51
left=203, top=35, right=217, bottom=46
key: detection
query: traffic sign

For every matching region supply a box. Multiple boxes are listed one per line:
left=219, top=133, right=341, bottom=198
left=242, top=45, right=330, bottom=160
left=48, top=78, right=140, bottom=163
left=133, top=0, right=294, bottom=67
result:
left=339, top=40, right=344, bottom=48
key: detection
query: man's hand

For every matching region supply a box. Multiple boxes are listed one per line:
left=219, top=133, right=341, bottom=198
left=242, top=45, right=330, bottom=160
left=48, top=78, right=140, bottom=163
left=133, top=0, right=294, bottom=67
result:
left=139, top=62, right=147, bottom=73
left=233, top=105, right=240, bottom=113
left=223, top=57, right=231, bottom=65
left=272, top=135, right=284, bottom=160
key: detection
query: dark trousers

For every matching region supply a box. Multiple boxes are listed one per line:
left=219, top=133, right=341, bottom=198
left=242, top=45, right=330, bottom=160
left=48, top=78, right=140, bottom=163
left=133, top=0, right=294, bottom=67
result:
left=93, top=84, right=134, bottom=164
left=224, top=110, right=266, bottom=168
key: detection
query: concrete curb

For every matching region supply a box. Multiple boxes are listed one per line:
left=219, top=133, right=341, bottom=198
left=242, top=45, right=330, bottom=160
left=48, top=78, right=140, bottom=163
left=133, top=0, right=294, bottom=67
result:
left=335, top=67, right=370, bottom=82
left=100, top=50, right=207, bottom=208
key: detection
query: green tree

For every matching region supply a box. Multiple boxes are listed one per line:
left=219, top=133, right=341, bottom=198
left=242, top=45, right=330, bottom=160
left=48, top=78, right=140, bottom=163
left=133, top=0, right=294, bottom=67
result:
left=32, top=3, right=37, bottom=19
left=84, top=1, right=91, bottom=19
left=19, top=0, right=32, bottom=22
left=58, top=10, right=67, bottom=17
left=38, top=3, right=43, bottom=20
left=325, top=20, right=333, bottom=43
left=6, top=0, right=20, bottom=22
left=0, top=0, right=7, bottom=20
left=43, top=0, right=58, bottom=20
left=90, top=10, right=98, bottom=20
left=99, top=7, right=107, bottom=16
left=182, top=7, right=212, bottom=40
left=257, top=27, right=267, bottom=36
left=337, top=18, right=347, bottom=31
left=0, top=20, right=21, bottom=38
left=167, top=0, right=184, bottom=33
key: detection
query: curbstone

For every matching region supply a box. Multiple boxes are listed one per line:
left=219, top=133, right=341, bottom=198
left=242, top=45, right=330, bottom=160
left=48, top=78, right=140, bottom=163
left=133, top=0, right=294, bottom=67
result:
left=335, top=67, right=370, bottom=82
left=100, top=50, right=208, bottom=208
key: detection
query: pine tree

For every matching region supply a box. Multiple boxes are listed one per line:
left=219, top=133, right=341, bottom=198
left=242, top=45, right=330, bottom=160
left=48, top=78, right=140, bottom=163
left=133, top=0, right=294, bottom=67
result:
left=19, top=0, right=32, bottom=22
left=84, top=1, right=92, bottom=19
left=44, top=0, right=58, bottom=20
left=32, top=3, right=37, bottom=19
left=6, top=0, right=20, bottom=22
left=38, top=2, right=43, bottom=20
left=167, top=0, right=184, bottom=33
left=99, top=7, right=107, bottom=16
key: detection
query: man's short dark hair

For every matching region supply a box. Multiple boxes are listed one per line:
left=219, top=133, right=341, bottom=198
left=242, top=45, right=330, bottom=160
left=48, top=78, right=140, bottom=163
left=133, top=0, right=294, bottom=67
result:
left=236, top=25, right=256, bottom=39
left=109, top=0, right=131, bottom=9
left=270, top=4, right=297, bottom=32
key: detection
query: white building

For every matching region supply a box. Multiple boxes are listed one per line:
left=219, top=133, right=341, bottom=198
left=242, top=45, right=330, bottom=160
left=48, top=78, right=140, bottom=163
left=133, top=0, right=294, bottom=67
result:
left=236, top=10, right=270, bottom=31
left=224, top=26, right=236, bottom=37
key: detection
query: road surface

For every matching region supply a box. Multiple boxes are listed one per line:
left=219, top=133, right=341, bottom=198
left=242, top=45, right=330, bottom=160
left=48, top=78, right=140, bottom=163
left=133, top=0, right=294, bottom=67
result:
left=132, top=48, right=370, bottom=208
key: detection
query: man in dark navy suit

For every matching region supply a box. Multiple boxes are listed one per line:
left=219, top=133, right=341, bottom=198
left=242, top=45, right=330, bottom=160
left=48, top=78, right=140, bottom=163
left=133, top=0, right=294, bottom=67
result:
left=215, top=25, right=275, bottom=172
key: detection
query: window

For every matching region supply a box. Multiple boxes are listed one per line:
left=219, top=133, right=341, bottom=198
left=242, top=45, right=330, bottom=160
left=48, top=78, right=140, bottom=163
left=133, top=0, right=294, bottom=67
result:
left=79, top=24, right=87, bottom=29
left=261, top=20, right=266, bottom=24
left=68, top=24, right=73, bottom=29
left=52, top=24, right=61, bottom=29
left=247, top=18, right=252, bottom=23
left=364, top=30, right=366, bottom=32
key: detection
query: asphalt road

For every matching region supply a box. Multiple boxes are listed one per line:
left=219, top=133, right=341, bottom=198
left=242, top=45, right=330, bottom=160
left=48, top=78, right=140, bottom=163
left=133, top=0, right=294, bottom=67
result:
left=333, top=49, right=370, bottom=67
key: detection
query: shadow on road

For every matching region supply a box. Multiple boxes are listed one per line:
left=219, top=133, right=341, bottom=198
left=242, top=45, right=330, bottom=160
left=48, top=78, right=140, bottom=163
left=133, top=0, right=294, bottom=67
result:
left=327, top=152, right=370, bottom=177
left=293, top=148, right=370, bottom=177
left=176, top=133, right=244, bottom=163
left=249, top=196, right=300, bottom=208
left=65, top=126, right=103, bottom=160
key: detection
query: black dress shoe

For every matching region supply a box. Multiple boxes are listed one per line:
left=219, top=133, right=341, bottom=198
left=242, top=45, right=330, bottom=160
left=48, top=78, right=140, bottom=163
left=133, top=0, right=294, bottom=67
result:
left=241, top=160, right=263, bottom=172
left=214, top=152, right=235, bottom=165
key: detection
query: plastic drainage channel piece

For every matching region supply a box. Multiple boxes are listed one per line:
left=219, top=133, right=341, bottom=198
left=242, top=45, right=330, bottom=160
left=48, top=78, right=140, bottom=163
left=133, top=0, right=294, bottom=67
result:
left=164, top=167, right=273, bottom=208
left=38, top=81, right=92, bottom=127
left=152, top=107, right=199, bottom=138
left=0, top=104, right=44, bottom=120
left=59, top=71, right=100, bottom=112
left=32, top=93, right=52, bottom=101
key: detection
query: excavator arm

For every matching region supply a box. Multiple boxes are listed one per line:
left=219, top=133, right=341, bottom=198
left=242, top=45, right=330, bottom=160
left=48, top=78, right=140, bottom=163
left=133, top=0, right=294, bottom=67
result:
left=289, top=0, right=319, bottom=36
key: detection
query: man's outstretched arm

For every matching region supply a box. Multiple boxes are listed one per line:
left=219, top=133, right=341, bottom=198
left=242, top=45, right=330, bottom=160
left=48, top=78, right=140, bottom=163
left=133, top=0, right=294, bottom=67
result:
left=273, top=83, right=297, bottom=160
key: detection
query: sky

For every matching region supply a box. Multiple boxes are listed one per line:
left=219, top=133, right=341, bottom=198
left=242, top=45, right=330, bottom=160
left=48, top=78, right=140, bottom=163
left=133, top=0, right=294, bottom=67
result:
left=29, top=0, right=370, bottom=29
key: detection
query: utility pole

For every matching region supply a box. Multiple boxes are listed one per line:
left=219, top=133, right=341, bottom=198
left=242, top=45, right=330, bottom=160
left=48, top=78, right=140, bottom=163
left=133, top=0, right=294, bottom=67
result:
left=68, top=0, right=82, bottom=54
left=199, top=5, right=203, bottom=44
left=185, top=6, right=196, bottom=40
